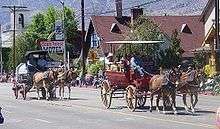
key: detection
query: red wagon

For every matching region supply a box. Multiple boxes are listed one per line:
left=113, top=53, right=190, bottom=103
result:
left=100, top=40, right=163, bottom=111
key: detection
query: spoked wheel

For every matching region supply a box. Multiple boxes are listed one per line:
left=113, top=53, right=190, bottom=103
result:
left=137, top=95, right=146, bottom=108
left=126, top=85, right=137, bottom=112
left=100, top=80, right=112, bottom=109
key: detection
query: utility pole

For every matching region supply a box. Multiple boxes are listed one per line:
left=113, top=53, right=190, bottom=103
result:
left=2, top=5, right=27, bottom=76
left=81, top=0, right=86, bottom=75
left=60, top=1, right=67, bottom=71
left=0, top=25, right=2, bottom=76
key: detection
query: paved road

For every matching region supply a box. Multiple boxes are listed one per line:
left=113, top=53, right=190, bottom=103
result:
left=0, top=83, right=219, bottom=129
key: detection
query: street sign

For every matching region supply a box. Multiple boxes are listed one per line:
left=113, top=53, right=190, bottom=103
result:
left=55, top=20, right=64, bottom=40
left=40, top=41, right=64, bottom=53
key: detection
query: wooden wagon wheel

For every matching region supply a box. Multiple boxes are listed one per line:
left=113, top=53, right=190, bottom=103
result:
left=126, top=85, right=137, bottom=112
left=100, top=80, right=112, bottom=109
left=137, top=95, right=146, bottom=108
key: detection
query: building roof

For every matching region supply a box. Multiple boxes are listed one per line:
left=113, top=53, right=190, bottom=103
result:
left=149, top=16, right=204, bottom=57
left=90, top=15, right=204, bottom=57
left=91, top=16, right=130, bottom=43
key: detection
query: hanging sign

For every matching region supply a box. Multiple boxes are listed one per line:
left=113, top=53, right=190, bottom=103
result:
left=40, top=41, right=64, bottom=53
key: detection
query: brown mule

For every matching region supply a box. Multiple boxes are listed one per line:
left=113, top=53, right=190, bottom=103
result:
left=57, top=68, right=78, bottom=99
left=176, top=72, right=199, bottom=113
left=32, top=69, right=58, bottom=100
left=149, top=72, right=177, bottom=114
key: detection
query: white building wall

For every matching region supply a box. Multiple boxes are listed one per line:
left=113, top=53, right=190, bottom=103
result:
left=205, top=8, right=215, bottom=36
left=10, top=10, right=29, bottom=30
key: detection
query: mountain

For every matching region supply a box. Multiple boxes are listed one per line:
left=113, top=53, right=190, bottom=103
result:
left=0, top=0, right=208, bottom=27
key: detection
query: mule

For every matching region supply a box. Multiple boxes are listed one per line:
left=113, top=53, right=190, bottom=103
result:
left=57, top=68, right=78, bottom=99
left=149, top=71, right=177, bottom=114
left=175, top=71, right=201, bottom=113
left=32, top=69, right=58, bottom=100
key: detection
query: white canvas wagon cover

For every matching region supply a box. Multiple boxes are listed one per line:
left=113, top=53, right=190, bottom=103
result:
left=16, top=63, right=28, bottom=75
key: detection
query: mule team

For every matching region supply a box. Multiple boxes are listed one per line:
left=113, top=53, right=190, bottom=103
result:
left=31, top=68, right=78, bottom=100
left=22, top=65, right=202, bottom=114
left=136, top=67, right=202, bottom=114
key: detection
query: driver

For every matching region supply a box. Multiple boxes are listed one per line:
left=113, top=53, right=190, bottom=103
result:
left=37, top=56, right=48, bottom=70
left=130, top=54, right=145, bottom=77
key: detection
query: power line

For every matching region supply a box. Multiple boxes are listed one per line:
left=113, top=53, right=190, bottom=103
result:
left=85, top=0, right=162, bottom=15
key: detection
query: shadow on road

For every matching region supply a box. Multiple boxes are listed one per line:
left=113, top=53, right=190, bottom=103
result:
left=109, top=105, right=217, bottom=116
left=25, top=97, right=88, bottom=101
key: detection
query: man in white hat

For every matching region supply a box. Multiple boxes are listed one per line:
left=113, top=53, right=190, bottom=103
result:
left=186, top=66, right=196, bottom=83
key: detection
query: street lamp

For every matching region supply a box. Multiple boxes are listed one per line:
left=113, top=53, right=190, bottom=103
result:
left=60, top=1, right=67, bottom=71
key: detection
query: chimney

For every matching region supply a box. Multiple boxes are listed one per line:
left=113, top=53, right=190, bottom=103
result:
left=115, top=0, right=122, bottom=18
left=131, top=8, right=143, bottom=26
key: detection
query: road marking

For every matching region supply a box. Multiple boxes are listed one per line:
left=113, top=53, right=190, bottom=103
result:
left=48, top=102, right=215, bottom=129
left=34, top=118, right=52, bottom=124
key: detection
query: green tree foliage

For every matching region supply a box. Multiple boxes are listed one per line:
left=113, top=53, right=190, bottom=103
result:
left=193, top=51, right=209, bottom=68
left=7, top=6, right=78, bottom=70
left=116, top=16, right=162, bottom=58
left=158, top=30, right=184, bottom=68
left=87, top=61, right=104, bottom=76
left=2, top=48, right=11, bottom=71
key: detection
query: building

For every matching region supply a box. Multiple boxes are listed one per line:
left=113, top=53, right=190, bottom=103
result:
left=85, top=0, right=204, bottom=60
left=200, top=0, right=220, bottom=75
left=1, top=8, right=29, bottom=48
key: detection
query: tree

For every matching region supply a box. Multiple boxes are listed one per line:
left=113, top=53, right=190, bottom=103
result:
left=193, top=51, right=209, bottom=68
left=116, top=16, right=162, bottom=57
left=158, top=30, right=184, bottom=68
left=7, top=6, right=78, bottom=70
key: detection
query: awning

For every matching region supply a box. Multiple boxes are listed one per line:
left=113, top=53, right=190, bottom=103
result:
left=106, top=40, right=164, bottom=44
